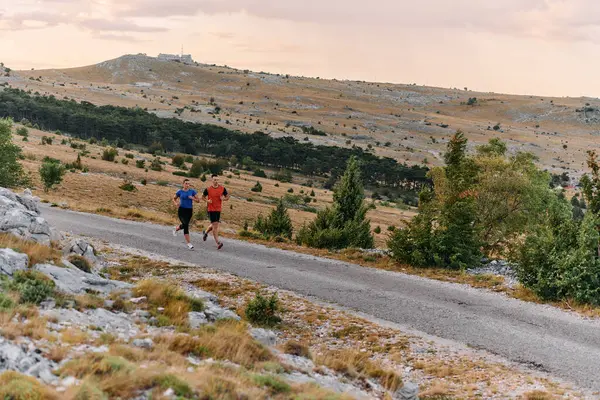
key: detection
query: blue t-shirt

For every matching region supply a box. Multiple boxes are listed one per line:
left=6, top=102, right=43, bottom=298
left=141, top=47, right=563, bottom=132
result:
left=176, top=189, right=197, bottom=209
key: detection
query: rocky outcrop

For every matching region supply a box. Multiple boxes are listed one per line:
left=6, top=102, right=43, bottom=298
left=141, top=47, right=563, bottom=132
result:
left=0, top=188, right=53, bottom=245
left=0, top=248, right=28, bottom=276
left=34, top=263, right=131, bottom=295
left=0, top=335, right=58, bottom=385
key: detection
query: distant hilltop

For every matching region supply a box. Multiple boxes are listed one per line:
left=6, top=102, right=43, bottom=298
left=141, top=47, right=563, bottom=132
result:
left=157, top=53, right=194, bottom=64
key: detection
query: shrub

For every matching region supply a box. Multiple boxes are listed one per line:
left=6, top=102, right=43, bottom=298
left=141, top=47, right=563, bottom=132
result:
left=188, top=160, right=203, bottom=178
left=125, top=153, right=134, bottom=159
left=156, top=180, right=169, bottom=186
left=89, top=137, right=98, bottom=144
left=297, top=157, right=374, bottom=250
left=69, top=255, right=92, bottom=273
left=374, top=226, right=381, bottom=234
left=150, top=158, right=162, bottom=171
left=253, top=169, right=267, bottom=178
left=119, top=180, right=137, bottom=192
left=140, top=179, right=147, bottom=185
left=310, top=190, right=316, bottom=197
left=172, top=171, right=188, bottom=177
left=154, top=374, right=193, bottom=398
left=0, top=118, right=27, bottom=188
left=101, top=147, right=118, bottom=162
left=39, top=158, right=66, bottom=192
left=287, top=188, right=294, bottom=193
left=9, top=270, right=56, bottom=305
left=251, top=181, right=263, bottom=192
left=16, top=126, right=28, bottom=137
left=135, top=159, right=145, bottom=169
left=245, top=292, right=281, bottom=327
left=172, top=154, right=185, bottom=168
left=0, top=371, right=59, bottom=400
left=0, top=292, right=15, bottom=310
left=121, top=158, right=129, bottom=165
left=254, top=198, right=293, bottom=239
left=41, top=136, right=53, bottom=145
left=252, top=375, right=291, bottom=395
left=388, top=225, right=396, bottom=232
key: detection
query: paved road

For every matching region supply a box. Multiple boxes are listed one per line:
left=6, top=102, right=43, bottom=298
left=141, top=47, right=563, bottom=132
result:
left=42, top=205, right=600, bottom=391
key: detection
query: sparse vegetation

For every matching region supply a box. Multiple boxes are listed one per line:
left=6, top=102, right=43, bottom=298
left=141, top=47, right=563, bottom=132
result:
left=245, top=292, right=282, bottom=327
left=0, top=118, right=27, bottom=188
left=39, top=157, right=66, bottom=192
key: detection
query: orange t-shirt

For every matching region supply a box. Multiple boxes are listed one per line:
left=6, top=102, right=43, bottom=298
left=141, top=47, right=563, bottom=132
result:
left=203, top=185, right=228, bottom=212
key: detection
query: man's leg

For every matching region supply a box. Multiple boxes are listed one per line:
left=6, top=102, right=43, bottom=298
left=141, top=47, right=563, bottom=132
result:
left=211, top=222, right=219, bottom=244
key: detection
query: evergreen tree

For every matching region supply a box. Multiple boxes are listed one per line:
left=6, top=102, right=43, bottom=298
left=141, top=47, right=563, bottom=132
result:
left=297, top=157, right=374, bottom=249
left=255, top=198, right=293, bottom=239
left=0, top=118, right=27, bottom=188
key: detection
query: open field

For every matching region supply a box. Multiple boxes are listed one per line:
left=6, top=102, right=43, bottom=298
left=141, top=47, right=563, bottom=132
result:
left=5, top=53, right=600, bottom=182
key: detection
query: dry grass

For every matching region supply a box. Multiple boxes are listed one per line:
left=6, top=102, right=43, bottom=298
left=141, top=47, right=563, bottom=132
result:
left=156, top=320, right=273, bottom=368
left=282, top=340, right=312, bottom=359
left=47, top=345, right=70, bottom=363
left=0, top=233, right=62, bottom=266
left=1, top=311, right=49, bottom=340
left=132, top=279, right=204, bottom=327
left=316, top=349, right=402, bottom=392
left=107, top=256, right=189, bottom=281
left=0, top=371, right=59, bottom=400
left=522, top=391, right=555, bottom=400
left=61, top=328, right=89, bottom=345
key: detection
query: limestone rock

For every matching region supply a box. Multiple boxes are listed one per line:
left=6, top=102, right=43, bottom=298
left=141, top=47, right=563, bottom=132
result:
left=188, top=311, right=208, bottom=329
left=0, top=248, right=28, bottom=277
left=0, top=188, right=51, bottom=244
left=394, top=382, right=419, bottom=400
left=34, top=263, right=131, bottom=295
left=250, top=328, right=277, bottom=347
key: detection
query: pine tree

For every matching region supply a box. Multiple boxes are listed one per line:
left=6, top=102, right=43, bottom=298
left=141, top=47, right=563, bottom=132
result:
left=256, top=198, right=293, bottom=239
left=297, top=156, right=374, bottom=249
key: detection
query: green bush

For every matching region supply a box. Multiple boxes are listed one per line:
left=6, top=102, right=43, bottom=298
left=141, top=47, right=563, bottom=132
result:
left=245, top=292, right=281, bottom=327
left=251, top=181, right=263, bottom=193
left=252, top=374, right=291, bottom=394
left=154, top=374, right=193, bottom=397
left=374, top=226, right=381, bottom=234
left=0, top=292, right=15, bottom=310
left=273, top=169, right=293, bottom=183
left=254, top=198, right=293, bottom=239
left=89, top=137, right=98, bottom=144
left=287, top=188, right=294, bottom=193
left=172, top=171, right=188, bottom=177
left=119, top=180, right=137, bottom=192
left=135, top=159, right=145, bottom=169
left=125, top=153, right=134, bottom=159
left=188, top=160, right=203, bottom=178
left=150, top=158, right=162, bottom=172
left=121, top=158, right=129, bottom=165
left=172, top=154, right=185, bottom=168
left=0, top=118, right=27, bottom=188
left=297, top=157, right=374, bottom=250
left=68, top=255, right=92, bottom=273
left=9, top=270, right=55, bottom=305
left=39, top=158, right=66, bottom=192
left=101, top=147, right=118, bottom=162
left=253, top=169, right=267, bottom=178
left=16, top=126, right=28, bottom=137
left=41, top=136, right=53, bottom=145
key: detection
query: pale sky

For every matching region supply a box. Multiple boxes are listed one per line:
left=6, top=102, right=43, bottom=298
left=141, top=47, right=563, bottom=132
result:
left=2, top=0, right=600, bottom=97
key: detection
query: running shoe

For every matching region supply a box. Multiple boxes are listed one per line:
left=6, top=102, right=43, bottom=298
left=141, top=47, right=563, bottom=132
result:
left=203, top=230, right=208, bottom=242
left=187, top=243, right=194, bottom=250
left=217, top=242, right=223, bottom=250
left=173, top=226, right=178, bottom=237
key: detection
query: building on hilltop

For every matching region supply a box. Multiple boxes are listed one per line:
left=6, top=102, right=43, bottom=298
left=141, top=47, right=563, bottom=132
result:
left=157, top=53, right=194, bottom=64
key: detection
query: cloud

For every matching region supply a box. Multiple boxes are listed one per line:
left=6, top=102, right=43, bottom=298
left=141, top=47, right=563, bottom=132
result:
left=210, top=32, right=236, bottom=39
left=79, top=19, right=168, bottom=33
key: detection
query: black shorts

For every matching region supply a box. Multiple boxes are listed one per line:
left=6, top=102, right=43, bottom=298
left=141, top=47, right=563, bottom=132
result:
left=209, top=211, right=221, bottom=223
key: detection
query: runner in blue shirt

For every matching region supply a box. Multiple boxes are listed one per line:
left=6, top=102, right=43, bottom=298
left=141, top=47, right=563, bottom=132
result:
left=172, top=179, right=199, bottom=249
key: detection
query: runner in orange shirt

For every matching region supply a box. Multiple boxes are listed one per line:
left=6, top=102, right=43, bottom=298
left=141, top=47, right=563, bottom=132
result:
left=202, top=174, right=230, bottom=249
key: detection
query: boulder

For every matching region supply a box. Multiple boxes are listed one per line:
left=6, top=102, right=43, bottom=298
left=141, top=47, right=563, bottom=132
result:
left=34, top=263, right=131, bottom=295
left=133, top=338, right=154, bottom=349
left=394, top=382, right=419, bottom=400
left=250, top=328, right=277, bottom=347
left=0, top=335, right=58, bottom=385
left=0, top=188, right=51, bottom=245
left=203, top=303, right=241, bottom=322
left=0, top=248, right=28, bottom=277
left=188, top=311, right=208, bottom=329
left=65, top=239, right=97, bottom=263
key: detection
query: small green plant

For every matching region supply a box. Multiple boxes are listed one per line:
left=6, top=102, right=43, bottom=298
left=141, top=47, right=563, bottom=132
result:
left=0, top=292, right=15, bottom=310
left=101, top=147, right=118, bottom=162
left=251, top=181, right=263, bottom=193
left=15, top=126, right=28, bottom=137
left=119, top=179, right=137, bottom=192
left=9, top=270, right=56, bottom=305
left=154, top=374, right=194, bottom=397
left=245, top=292, right=281, bottom=327
left=125, top=153, right=134, bottom=159
left=254, top=198, right=293, bottom=239
left=287, top=188, right=294, bottom=193
left=41, top=136, right=53, bottom=145
left=172, top=154, right=185, bottom=168
left=387, top=225, right=396, bottom=232
left=252, top=374, right=291, bottom=395
left=156, top=180, right=169, bottom=186
left=374, top=226, right=382, bottom=234
left=121, top=158, right=129, bottom=165
left=136, top=159, right=145, bottom=169
left=150, top=158, right=163, bottom=171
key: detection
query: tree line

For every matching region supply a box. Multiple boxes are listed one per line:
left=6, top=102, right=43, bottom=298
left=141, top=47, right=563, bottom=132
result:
left=0, top=88, right=429, bottom=191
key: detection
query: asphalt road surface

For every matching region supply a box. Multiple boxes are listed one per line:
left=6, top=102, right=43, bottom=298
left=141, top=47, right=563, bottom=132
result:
left=42, top=205, right=600, bottom=391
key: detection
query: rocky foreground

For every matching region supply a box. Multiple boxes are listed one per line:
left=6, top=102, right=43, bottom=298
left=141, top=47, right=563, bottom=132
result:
left=0, top=187, right=419, bottom=399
